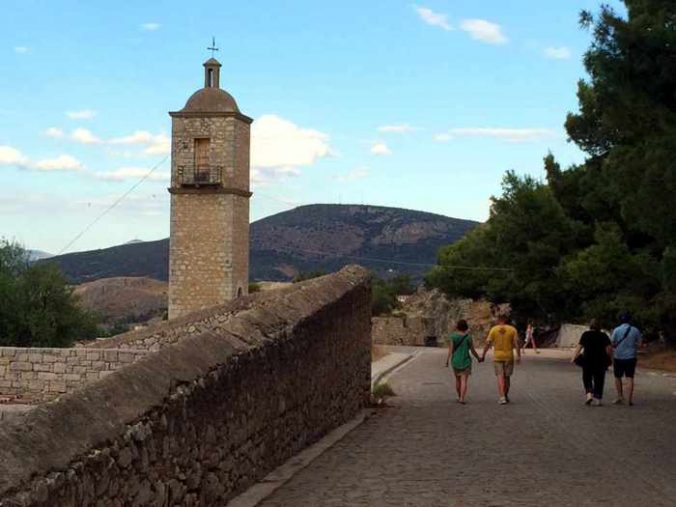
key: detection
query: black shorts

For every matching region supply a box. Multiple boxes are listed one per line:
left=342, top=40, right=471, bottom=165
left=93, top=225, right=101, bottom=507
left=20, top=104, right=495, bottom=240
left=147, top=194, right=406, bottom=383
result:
left=613, top=358, right=637, bottom=378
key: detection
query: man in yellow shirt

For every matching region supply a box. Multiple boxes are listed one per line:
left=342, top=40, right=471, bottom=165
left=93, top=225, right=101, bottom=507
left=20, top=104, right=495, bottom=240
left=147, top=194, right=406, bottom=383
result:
left=482, top=315, right=521, bottom=405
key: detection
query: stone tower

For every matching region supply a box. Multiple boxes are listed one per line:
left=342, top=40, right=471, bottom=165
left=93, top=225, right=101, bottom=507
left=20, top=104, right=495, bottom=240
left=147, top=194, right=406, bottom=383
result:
left=168, top=58, right=252, bottom=320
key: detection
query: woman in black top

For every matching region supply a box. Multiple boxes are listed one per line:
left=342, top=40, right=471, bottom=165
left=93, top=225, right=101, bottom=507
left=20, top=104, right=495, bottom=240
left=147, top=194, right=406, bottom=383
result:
left=572, top=320, right=613, bottom=406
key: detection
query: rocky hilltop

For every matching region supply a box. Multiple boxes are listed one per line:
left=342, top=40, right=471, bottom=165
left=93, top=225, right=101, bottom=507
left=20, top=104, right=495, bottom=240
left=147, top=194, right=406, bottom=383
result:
left=45, top=204, right=479, bottom=283
left=74, top=277, right=168, bottom=326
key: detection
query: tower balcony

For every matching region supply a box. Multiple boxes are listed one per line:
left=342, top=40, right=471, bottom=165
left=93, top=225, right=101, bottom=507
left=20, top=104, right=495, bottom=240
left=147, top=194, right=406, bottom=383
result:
left=176, top=165, right=223, bottom=187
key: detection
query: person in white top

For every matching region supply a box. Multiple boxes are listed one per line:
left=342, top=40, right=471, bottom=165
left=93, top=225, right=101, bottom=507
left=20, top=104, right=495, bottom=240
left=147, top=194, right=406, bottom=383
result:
left=521, top=320, right=539, bottom=354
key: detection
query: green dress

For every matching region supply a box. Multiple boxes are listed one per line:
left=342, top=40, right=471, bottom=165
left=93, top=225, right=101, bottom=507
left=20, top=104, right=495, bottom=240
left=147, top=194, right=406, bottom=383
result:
left=447, top=332, right=472, bottom=371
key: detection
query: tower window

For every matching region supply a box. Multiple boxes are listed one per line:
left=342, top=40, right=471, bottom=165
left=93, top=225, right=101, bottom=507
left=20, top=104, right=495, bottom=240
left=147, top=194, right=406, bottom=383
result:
left=194, top=138, right=210, bottom=182
left=207, top=68, right=214, bottom=87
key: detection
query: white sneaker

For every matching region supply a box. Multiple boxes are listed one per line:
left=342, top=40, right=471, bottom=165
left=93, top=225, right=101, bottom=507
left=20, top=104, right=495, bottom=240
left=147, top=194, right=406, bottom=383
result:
left=499, top=397, right=507, bottom=405
left=591, top=399, right=602, bottom=407
left=585, top=393, right=593, bottom=405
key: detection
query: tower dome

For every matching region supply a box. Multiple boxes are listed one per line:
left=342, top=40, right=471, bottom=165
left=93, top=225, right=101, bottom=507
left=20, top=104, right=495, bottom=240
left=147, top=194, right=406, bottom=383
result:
left=176, top=58, right=240, bottom=114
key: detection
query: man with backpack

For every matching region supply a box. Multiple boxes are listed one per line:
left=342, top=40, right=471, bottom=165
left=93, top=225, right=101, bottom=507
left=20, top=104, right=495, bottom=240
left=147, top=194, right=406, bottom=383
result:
left=611, top=313, right=643, bottom=406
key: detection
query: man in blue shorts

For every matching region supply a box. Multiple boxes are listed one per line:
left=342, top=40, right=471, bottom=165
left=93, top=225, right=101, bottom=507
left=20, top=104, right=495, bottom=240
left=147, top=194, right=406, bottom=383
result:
left=611, top=313, right=642, bottom=406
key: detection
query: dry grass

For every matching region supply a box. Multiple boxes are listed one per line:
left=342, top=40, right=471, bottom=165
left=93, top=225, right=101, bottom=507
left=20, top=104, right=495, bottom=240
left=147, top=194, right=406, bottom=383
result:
left=372, top=345, right=389, bottom=362
left=640, top=347, right=676, bottom=372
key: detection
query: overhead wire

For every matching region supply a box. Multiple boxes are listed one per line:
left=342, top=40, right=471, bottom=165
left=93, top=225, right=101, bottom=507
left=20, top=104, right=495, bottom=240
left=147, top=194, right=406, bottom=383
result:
left=57, top=154, right=169, bottom=255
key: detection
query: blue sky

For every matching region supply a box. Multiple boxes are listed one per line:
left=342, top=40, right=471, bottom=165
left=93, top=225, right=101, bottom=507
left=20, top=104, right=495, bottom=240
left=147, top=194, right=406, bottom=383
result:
left=0, top=0, right=624, bottom=254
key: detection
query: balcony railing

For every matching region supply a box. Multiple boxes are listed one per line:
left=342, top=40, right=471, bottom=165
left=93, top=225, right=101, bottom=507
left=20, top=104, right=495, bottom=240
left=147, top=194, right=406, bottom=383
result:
left=177, top=165, right=223, bottom=187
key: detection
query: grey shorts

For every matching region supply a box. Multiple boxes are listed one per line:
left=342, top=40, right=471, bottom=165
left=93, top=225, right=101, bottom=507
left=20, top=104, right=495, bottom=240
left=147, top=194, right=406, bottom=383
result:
left=453, top=366, right=472, bottom=376
left=494, top=361, right=514, bottom=377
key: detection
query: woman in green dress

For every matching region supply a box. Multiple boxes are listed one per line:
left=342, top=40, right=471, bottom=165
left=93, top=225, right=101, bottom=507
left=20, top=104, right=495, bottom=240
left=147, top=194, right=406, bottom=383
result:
left=445, top=319, right=483, bottom=404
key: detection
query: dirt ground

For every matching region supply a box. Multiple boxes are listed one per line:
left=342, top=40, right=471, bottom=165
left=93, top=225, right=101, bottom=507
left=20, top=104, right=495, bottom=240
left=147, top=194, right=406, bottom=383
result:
left=371, top=345, right=389, bottom=362
left=640, top=346, right=676, bottom=372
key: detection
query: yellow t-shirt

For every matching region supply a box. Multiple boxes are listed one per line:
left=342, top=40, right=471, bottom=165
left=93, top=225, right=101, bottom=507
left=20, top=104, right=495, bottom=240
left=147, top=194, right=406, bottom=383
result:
left=487, top=325, right=518, bottom=362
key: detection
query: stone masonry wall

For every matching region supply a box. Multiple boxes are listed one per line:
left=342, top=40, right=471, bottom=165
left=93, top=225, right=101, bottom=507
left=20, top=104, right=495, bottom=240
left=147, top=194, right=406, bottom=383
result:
left=169, top=193, right=236, bottom=319
left=86, top=277, right=313, bottom=353
left=0, top=348, right=148, bottom=403
left=0, top=266, right=372, bottom=506
left=168, top=113, right=251, bottom=320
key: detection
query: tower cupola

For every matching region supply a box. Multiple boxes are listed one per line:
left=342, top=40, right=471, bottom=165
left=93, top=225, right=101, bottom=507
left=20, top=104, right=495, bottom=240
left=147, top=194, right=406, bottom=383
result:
left=204, top=58, right=221, bottom=88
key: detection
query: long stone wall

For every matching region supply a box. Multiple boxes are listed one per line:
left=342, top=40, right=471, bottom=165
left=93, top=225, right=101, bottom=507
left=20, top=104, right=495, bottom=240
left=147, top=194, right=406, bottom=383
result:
left=0, top=347, right=148, bottom=403
left=0, top=266, right=371, bottom=506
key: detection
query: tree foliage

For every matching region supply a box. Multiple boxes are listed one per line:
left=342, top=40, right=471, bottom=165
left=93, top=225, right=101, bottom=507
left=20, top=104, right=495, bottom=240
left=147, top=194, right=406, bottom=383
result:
left=0, top=240, right=97, bottom=347
left=428, top=1, right=676, bottom=341
left=372, top=275, right=415, bottom=316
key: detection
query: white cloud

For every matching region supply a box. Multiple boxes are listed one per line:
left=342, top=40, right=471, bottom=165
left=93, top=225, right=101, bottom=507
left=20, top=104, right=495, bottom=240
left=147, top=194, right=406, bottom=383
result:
left=334, top=167, right=370, bottom=183
left=460, top=19, right=508, bottom=45
left=0, top=146, right=82, bottom=172
left=67, top=127, right=169, bottom=154
left=108, top=131, right=156, bottom=144
left=544, top=46, right=571, bottom=60
left=414, top=5, right=452, bottom=31
left=109, top=130, right=170, bottom=155
left=440, top=127, right=555, bottom=143
left=251, top=114, right=331, bottom=178
left=14, top=46, right=29, bottom=54
left=0, top=146, right=28, bottom=166
left=44, top=127, right=65, bottom=139
left=370, top=142, right=391, bottom=156
left=71, top=128, right=102, bottom=144
left=33, top=155, right=83, bottom=171
left=141, top=22, right=161, bottom=31
left=66, top=110, right=97, bottom=120
left=378, top=124, right=416, bottom=134
left=94, top=167, right=169, bottom=182
left=143, top=136, right=170, bottom=155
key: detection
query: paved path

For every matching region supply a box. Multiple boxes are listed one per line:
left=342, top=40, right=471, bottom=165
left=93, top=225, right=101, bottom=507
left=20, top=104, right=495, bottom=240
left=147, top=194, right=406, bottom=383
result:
left=261, top=348, right=676, bottom=506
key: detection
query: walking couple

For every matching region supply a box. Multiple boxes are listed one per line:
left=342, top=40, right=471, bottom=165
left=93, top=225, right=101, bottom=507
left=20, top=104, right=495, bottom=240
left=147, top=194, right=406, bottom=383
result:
left=572, top=313, right=642, bottom=406
left=445, top=315, right=520, bottom=404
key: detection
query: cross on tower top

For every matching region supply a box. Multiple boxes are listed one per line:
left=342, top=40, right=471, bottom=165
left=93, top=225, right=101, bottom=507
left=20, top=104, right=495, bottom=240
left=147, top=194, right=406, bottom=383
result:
left=207, top=37, right=219, bottom=58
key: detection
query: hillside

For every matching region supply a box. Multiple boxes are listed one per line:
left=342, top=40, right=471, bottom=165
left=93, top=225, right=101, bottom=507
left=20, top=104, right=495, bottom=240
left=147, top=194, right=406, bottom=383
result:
left=74, top=277, right=168, bottom=325
left=45, top=204, right=479, bottom=283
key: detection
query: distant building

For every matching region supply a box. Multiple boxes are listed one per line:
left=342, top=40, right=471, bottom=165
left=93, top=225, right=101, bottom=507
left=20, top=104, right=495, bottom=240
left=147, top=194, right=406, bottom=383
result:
left=167, top=57, right=252, bottom=319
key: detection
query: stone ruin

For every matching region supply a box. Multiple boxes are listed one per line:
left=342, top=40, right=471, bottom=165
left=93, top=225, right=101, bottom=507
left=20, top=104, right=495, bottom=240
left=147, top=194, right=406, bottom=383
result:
left=372, top=288, right=510, bottom=346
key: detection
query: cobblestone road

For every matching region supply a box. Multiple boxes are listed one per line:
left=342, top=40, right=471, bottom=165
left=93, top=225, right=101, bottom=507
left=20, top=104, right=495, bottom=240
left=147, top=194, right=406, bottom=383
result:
left=261, top=348, right=676, bottom=506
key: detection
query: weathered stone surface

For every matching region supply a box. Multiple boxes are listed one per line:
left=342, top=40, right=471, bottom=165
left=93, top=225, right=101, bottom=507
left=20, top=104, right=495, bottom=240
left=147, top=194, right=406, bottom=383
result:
left=373, top=290, right=510, bottom=346
left=0, top=347, right=149, bottom=403
left=0, top=266, right=371, bottom=506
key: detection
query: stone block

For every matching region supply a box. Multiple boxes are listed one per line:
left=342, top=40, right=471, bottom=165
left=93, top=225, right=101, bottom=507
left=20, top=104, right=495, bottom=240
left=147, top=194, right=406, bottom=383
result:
left=33, top=363, right=52, bottom=373
left=103, top=350, right=119, bottom=362
left=64, top=373, right=81, bottom=382
left=49, top=380, right=67, bottom=393
left=53, top=362, right=66, bottom=374
left=42, top=354, right=58, bottom=363
left=28, top=380, right=45, bottom=392
left=86, top=351, right=101, bottom=361
left=37, top=372, right=58, bottom=381
left=28, top=353, right=43, bottom=363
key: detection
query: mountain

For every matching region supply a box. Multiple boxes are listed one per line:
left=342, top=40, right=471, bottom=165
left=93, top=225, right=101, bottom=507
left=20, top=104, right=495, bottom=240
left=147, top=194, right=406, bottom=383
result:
left=43, top=204, right=479, bottom=283
left=28, top=250, right=53, bottom=261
